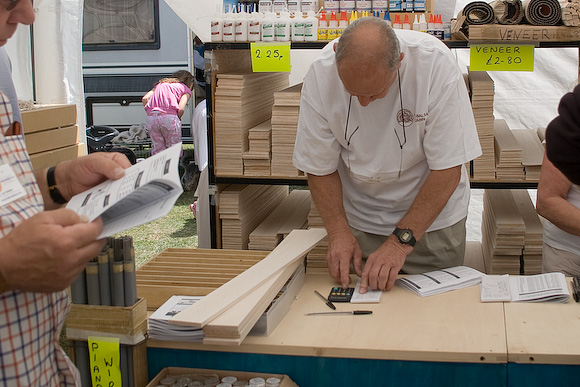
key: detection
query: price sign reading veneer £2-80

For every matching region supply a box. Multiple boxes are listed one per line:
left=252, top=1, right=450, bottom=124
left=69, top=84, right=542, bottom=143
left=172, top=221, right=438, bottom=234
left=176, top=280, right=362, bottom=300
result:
left=251, top=42, right=291, bottom=72
left=470, top=44, right=534, bottom=71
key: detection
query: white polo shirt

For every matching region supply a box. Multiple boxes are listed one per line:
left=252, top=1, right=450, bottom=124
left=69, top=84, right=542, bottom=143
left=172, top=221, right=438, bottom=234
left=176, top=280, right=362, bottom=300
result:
left=293, top=29, right=482, bottom=235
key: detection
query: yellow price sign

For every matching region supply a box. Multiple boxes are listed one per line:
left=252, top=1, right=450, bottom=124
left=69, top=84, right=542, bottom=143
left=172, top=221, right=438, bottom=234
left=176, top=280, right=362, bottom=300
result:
left=88, top=336, right=122, bottom=387
left=251, top=42, right=291, bottom=72
left=470, top=44, right=534, bottom=71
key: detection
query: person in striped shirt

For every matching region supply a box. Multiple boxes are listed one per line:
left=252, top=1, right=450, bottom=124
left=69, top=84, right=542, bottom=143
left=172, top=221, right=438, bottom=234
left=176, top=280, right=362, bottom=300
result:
left=0, top=1, right=132, bottom=385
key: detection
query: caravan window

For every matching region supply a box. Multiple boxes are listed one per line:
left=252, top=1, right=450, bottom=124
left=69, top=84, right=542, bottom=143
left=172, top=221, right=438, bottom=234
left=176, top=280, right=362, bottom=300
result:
left=83, top=0, right=160, bottom=50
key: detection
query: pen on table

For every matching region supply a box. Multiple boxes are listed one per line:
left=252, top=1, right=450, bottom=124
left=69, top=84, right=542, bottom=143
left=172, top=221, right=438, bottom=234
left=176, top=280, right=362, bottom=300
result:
left=314, top=290, right=336, bottom=310
left=306, top=310, right=373, bottom=316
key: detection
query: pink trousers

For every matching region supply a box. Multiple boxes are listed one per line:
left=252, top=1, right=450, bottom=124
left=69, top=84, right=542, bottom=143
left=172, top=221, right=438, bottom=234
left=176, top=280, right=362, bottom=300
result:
left=146, top=113, right=183, bottom=155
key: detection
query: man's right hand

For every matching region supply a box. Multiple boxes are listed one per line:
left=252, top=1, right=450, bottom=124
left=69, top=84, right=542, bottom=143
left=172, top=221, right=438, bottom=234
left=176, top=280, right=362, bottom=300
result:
left=326, top=230, right=362, bottom=288
left=0, top=209, right=105, bottom=293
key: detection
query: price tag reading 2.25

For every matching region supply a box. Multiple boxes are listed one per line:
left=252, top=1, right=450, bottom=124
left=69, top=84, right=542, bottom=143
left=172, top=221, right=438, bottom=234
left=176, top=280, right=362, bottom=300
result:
left=251, top=42, right=291, bottom=72
left=470, top=44, right=534, bottom=71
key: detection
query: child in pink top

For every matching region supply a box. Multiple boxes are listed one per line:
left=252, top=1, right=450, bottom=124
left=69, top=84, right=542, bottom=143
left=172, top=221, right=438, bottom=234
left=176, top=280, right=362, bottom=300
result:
left=143, top=70, right=194, bottom=155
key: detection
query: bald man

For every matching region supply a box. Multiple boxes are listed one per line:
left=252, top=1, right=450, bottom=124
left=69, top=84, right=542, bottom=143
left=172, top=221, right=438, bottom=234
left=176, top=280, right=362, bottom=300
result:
left=293, top=17, right=481, bottom=293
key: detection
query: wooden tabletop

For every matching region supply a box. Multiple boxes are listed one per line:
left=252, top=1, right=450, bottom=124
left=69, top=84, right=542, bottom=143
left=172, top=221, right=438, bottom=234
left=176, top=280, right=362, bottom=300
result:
left=505, top=279, right=580, bottom=364
left=148, top=273, right=507, bottom=364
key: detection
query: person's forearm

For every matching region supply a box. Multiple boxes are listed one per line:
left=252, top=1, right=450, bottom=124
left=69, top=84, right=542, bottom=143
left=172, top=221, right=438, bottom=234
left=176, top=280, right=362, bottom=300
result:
left=536, top=155, right=580, bottom=235
left=307, top=172, right=351, bottom=237
left=538, top=196, right=580, bottom=235
left=396, top=166, right=462, bottom=241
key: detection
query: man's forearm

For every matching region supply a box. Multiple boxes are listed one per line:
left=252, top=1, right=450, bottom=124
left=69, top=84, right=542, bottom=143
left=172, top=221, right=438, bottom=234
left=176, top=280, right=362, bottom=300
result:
left=396, top=166, right=462, bottom=241
left=307, top=171, right=351, bottom=237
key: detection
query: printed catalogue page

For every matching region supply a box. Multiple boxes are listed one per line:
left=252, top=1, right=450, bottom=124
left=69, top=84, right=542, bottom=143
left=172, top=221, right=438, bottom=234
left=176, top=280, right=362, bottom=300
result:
left=66, top=143, right=183, bottom=238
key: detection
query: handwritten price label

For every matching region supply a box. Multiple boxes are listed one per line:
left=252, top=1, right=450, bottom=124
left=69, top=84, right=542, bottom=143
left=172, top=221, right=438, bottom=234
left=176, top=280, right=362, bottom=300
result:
left=251, top=42, right=291, bottom=72
left=470, top=44, right=534, bottom=71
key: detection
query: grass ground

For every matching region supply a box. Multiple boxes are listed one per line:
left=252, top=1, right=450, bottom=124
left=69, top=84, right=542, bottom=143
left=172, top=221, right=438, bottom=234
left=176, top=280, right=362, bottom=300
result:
left=117, top=143, right=199, bottom=267
left=119, top=189, right=198, bottom=268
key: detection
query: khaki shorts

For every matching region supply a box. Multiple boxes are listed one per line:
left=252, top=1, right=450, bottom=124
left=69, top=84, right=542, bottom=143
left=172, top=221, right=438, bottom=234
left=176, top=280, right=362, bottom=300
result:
left=542, top=242, right=580, bottom=277
left=352, top=217, right=467, bottom=274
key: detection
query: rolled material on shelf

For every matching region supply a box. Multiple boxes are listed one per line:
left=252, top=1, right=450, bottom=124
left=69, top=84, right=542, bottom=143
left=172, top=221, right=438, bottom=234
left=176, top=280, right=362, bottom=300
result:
left=523, top=0, right=562, bottom=25
left=490, top=0, right=525, bottom=24
left=460, top=1, right=497, bottom=25
left=561, top=0, right=580, bottom=27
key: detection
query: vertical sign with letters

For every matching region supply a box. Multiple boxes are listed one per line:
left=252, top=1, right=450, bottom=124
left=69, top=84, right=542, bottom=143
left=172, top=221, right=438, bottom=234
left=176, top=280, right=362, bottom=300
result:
left=88, top=336, right=122, bottom=387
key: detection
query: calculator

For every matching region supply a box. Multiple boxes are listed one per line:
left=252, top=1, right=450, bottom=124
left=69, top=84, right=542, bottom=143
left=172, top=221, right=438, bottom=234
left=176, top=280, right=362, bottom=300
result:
left=328, top=286, right=355, bottom=303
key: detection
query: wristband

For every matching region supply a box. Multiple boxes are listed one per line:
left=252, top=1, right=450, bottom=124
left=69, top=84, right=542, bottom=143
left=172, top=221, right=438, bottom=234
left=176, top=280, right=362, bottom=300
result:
left=47, top=166, right=68, bottom=204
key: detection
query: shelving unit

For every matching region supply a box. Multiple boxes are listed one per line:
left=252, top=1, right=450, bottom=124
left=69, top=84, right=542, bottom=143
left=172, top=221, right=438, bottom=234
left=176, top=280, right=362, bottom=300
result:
left=202, top=38, right=579, bottom=248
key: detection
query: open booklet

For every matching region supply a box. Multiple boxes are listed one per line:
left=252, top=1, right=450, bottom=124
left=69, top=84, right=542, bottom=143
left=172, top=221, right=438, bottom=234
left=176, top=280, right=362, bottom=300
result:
left=66, top=143, right=183, bottom=239
left=395, top=266, right=484, bottom=297
left=480, top=272, right=570, bottom=303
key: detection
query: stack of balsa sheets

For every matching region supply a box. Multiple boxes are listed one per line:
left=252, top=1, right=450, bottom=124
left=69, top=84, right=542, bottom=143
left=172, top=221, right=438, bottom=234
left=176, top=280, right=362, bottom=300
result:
left=248, top=189, right=312, bottom=251
left=136, top=248, right=269, bottom=311
left=219, top=184, right=289, bottom=249
left=481, top=189, right=544, bottom=275
left=511, top=189, right=543, bottom=275
left=481, top=189, right=529, bottom=275
left=271, top=83, right=304, bottom=177
left=170, top=228, right=327, bottom=345
left=468, top=69, right=496, bottom=180
left=494, top=119, right=524, bottom=180
left=242, top=120, right=272, bottom=176
left=512, top=129, right=544, bottom=181
left=305, top=200, right=329, bottom=273
left=214, top=71, right=289, bottom=176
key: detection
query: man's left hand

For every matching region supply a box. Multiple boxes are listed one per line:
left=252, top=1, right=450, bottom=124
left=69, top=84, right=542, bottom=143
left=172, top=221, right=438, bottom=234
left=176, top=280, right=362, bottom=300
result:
left=57, top=151, right=132, bottom=200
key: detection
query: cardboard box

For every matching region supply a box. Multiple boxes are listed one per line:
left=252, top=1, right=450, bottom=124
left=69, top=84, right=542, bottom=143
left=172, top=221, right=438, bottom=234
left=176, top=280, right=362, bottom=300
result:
left=21, top=104, right=77, bottom=133
left=250, top=264, right=305, bottom=336
left=147, top=367, right=298, bottom=387
left=65, top=297, right=147, bottom=345
left=25, top=124, right=79, bottom=155
left=29, top=143, right=85, bottom=170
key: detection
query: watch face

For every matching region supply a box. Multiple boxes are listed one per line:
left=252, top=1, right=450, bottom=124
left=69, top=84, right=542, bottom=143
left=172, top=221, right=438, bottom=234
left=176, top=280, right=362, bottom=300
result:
left=401, top=230, right=412, bottom=242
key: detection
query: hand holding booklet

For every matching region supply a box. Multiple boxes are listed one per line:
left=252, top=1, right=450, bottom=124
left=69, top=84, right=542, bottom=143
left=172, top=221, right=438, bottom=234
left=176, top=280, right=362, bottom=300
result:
left=66, top=143, right=183, bottom=238
left=395, top=266, right=484, bottom=297
left=480, top=272, right=570, bottom=303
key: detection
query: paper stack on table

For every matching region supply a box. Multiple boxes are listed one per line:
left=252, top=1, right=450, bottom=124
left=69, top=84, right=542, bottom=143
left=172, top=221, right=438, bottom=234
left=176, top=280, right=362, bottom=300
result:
left=396, top=266, right=484, bottom=297
left=480, top=272, right=570, bottom=303
left=148, top=295, right=205, bottom=342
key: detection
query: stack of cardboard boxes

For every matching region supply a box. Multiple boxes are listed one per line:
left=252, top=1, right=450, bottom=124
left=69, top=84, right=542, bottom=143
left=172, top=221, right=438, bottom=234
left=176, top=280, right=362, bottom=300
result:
left=20, top=104, right=83, bottom=169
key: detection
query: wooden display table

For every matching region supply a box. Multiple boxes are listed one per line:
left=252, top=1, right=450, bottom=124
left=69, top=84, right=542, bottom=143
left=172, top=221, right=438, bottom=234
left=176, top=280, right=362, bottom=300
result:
left=504, top=280, right=580, bottom=385
left=148, top=273, right=507, bottom=386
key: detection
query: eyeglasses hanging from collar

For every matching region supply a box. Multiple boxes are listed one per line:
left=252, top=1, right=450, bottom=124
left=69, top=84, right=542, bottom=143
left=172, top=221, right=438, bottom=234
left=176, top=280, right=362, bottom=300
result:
left=344, top=70, right=407, bottom=149
left=343, top=71, right=407, bottom=183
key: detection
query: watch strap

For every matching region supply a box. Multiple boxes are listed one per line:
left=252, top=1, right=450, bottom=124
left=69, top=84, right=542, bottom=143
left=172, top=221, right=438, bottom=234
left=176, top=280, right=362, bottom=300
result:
left=47, top=166, right=68, bottom=204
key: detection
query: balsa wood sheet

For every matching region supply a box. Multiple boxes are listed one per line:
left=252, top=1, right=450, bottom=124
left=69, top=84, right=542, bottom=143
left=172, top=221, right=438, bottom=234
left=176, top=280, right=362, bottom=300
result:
left=249, top=189, right=312, bottom=251
left=170, top=228, right=327, bottom=329
left=136, top=248, right=269, bottom=310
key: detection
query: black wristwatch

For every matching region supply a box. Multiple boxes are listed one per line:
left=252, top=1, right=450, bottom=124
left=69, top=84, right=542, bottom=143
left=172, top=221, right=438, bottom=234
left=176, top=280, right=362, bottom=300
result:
left=393, top=227, right=416, bottom=247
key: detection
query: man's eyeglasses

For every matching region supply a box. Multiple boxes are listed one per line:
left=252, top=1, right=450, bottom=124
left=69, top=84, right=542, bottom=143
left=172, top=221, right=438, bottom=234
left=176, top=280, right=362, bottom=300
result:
left=344, top=70, right=407, bottom=183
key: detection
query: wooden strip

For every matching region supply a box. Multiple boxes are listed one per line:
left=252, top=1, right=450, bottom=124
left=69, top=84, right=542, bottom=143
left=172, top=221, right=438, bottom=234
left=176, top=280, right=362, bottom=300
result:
left=202, top=261, right=301, bottom=341
left=170, top=228, right=327, bottom=328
